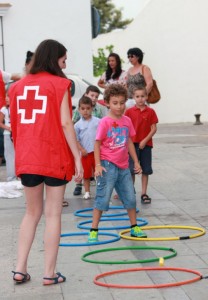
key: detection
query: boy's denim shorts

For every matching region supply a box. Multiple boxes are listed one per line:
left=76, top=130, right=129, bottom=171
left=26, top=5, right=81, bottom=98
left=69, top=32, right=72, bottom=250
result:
left=94, top=160, right=136, bottom=211
left=129, top=144, right=153, bottom=175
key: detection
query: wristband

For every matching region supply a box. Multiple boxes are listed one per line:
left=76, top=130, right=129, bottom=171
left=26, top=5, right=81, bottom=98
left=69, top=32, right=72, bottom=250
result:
left=96, top=164, right=101, bottom=167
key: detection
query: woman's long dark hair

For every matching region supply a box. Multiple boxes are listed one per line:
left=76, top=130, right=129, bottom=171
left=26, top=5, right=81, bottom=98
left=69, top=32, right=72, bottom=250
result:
left=30, top=39, right=67, bottom=78
left=105, top=53, right=122, bottom=82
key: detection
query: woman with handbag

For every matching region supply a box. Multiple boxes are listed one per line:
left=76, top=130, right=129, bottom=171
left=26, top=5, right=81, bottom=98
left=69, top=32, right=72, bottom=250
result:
left=126, top=47, right=153, bottom=108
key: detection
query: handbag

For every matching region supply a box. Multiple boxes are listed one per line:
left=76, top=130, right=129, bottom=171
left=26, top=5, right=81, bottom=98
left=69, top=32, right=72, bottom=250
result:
left=142, top=66, right=161, bottom=104
left=147, top=79, right=161, bottom=104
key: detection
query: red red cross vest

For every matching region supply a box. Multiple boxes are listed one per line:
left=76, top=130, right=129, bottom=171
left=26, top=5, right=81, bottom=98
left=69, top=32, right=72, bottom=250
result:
left=0, top=71, right=6, bottom=109
left=9, top=72, right=75, bottom=180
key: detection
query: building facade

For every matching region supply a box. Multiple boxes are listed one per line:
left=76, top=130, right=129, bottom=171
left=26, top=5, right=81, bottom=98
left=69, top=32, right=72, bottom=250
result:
left=0, top=0, right=94, bottom=81
left=93, top=0, right=208, bottom=123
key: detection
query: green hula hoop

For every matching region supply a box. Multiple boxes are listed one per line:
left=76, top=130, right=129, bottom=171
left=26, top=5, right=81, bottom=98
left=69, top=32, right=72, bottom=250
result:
left=81, top=245, right=177, bottom=264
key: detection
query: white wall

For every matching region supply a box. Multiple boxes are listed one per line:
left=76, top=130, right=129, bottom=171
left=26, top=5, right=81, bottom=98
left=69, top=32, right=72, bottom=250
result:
left=0, top=0, right=93, bottom=81
left=93, top=0, right=208, bottom=123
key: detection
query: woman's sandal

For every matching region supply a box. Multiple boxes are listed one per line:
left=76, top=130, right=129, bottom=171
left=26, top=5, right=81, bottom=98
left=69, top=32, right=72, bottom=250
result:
left=43, top=272, right=66, bottom=285
left=12, top=271, right=31, bottom=284
left=141, top=194, right=151, bottom=204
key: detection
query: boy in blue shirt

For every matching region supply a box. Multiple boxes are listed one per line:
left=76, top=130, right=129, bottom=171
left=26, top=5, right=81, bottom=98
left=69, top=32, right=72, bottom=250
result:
left=74, top=96, right=100, bottom=199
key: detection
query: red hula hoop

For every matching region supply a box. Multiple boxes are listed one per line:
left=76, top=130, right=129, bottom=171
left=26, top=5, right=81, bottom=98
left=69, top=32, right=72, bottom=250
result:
left=94, top=267, right=202, bottom=289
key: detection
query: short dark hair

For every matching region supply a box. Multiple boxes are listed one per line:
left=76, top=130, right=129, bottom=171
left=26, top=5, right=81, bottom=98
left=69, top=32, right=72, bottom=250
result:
left=127, top=47, right=144, bottom=63
left=104, top=84, right=128, bottom=104
left=133, top=86, right=147, bottom=95
left=85, top=85, right=100, bottom=95
left=78, top=95, right=93, bottom=107
left=30, top=39, right=67, bottom=78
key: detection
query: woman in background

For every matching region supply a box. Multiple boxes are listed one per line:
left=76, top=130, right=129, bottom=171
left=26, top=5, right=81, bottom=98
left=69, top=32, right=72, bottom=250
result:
left=126, top=47, right=153, bottom=108
left=98, top=52, right=126, bottom=89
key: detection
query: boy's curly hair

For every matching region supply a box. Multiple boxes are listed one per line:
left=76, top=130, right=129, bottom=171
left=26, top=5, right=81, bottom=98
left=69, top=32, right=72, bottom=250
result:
left=104, top=84, right=128, bottom=104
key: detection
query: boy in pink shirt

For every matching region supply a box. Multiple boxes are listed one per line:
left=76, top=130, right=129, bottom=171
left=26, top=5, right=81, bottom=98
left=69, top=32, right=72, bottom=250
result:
left=88, top=84, right=147, bottom=242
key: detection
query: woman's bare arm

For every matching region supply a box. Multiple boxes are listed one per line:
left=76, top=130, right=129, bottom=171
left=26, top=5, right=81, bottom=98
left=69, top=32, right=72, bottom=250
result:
left=60, top=90, right=83, bottom=180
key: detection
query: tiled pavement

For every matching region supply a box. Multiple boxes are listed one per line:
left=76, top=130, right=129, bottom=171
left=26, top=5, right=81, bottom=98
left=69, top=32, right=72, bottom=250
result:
left=0, top=122, right=208, bottom=299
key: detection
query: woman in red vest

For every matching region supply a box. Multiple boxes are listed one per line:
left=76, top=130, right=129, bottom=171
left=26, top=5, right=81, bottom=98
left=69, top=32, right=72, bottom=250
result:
left=9, top=39, right=83, bottom=285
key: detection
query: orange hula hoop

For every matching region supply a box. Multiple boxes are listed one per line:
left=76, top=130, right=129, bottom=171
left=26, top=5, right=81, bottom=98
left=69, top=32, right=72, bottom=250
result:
left=94, top=267, right=203, bottom=289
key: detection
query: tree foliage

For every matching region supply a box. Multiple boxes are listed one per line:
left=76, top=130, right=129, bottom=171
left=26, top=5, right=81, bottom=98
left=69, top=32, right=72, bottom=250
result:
left=91, top=0, right=132, bottom=33
left=93, top=45, right=114, bottom=77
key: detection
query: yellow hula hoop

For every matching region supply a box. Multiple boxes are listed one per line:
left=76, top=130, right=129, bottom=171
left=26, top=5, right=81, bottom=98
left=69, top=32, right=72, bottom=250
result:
left=120, top=225, right=206, bottom=241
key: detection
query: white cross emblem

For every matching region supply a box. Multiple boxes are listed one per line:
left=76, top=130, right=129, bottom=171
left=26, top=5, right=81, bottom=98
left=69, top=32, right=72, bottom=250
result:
left=17, top=86, right=47, bottom=124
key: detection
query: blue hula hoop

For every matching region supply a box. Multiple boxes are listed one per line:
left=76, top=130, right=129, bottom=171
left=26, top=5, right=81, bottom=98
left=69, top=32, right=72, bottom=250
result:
left=59, top=232, right=120, bottom=247
left=74, top=206, right=139, bottom=218
left=77, top=217, right=148, bottom=230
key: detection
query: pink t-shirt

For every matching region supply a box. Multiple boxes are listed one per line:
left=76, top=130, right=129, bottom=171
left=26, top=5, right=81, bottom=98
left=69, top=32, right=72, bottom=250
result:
left=96, top=115, right=135, bottom=169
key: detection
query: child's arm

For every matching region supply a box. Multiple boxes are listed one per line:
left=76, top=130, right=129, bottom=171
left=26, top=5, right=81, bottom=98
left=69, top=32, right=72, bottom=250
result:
left=0, top=111, right=11, bottom=131
left=128, top=137, right=142, bottom=174
left=11, top=73, right=22, bottom=81
left=94, top=140, right=106, bottom=177
left=97, top=78, right=106, bottom=89
left=139, top=123, right=157, bottom=149
left=77, top=141, right=88, bottom=157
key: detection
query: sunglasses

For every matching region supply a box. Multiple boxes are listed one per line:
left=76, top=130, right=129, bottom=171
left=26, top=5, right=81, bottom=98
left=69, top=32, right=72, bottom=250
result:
left=127, top=55, right=135, bottom=58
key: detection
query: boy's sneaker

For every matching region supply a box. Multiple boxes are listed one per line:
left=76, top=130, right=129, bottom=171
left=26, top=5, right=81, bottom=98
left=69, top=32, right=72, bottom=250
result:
left=88, top=230, right=98, bottom=242
left=83, top=192, right=91, bottom=199
left=130, top=225, right=147, bottom=238
left=73, top=185, right=82, bottom=196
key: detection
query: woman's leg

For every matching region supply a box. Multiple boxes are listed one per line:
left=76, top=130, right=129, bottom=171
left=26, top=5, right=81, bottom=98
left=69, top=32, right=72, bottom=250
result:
left=14, top=183, right=44, bottom=280
left=43, top=184, right=65, bottom=284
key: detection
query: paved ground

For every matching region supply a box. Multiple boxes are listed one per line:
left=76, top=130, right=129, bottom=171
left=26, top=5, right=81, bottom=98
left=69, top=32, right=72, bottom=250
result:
left=0, top=122, right=208, bottom=300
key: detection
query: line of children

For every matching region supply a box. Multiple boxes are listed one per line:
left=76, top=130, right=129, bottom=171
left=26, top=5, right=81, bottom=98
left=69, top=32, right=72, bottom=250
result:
left=72, top=84, right=158, bottom=206
left=72, top=85, right=105, bottom=197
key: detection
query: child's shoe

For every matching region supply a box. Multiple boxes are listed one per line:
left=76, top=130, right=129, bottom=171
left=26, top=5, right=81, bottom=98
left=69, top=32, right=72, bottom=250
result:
left=73, top=184, right=82, bottom=196
left=130, top=225, right=147, bottom=238
left=83, top=192, right=91, bottom=199
left=88, top=230, right=98, bottom=242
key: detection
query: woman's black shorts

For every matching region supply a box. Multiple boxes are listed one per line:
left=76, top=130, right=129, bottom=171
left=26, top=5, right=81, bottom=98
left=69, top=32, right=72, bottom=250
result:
left=21, top=174, right=68, bottom=187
